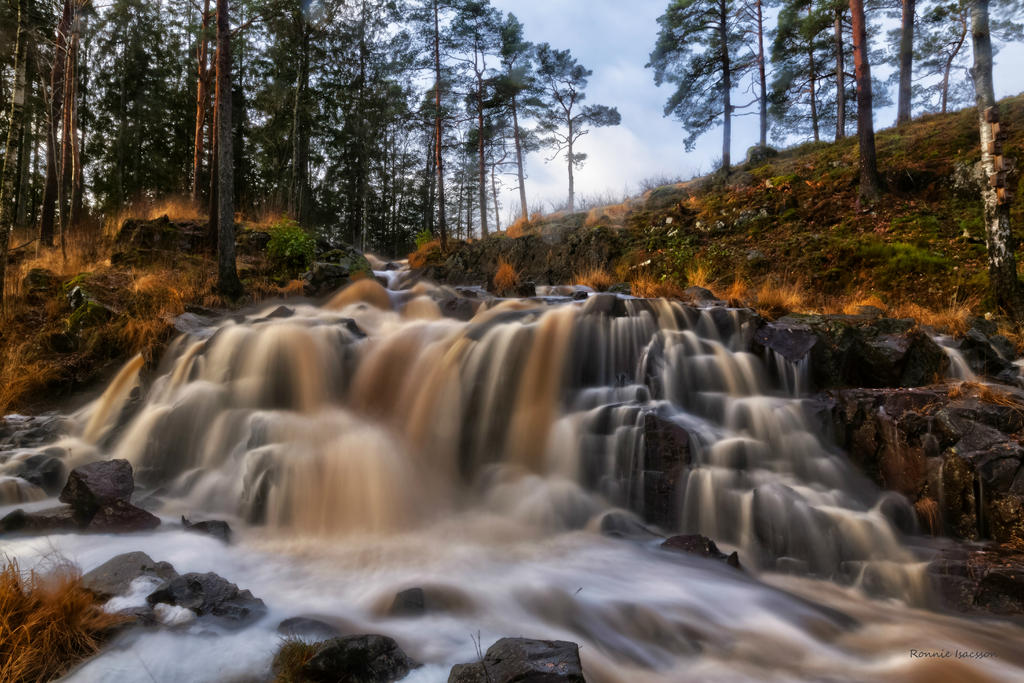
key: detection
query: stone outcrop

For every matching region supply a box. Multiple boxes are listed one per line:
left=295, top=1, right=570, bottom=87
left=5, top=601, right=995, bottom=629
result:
left=827, top=385, right=1024, bottom=546
left=448, top=638, right=585, bottom=683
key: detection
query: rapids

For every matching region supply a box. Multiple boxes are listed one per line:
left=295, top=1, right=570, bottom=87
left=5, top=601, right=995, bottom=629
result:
left=3, top=274, right=1024, bottom=681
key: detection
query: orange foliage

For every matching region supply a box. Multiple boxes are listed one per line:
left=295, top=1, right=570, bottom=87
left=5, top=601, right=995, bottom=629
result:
left=574, top=266, right=615, bottom=292
left=493, top=259, right=521, bottom=294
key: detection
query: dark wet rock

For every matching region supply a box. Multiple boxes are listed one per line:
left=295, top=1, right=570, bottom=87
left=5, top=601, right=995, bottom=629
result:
left=88, top=499, right=161, bottom=532
left=828, top=386, right=1024, bottom=545
left=639, top=413, right=693, bottom=529
left=957, top=327, right=1017, bottom=380
left=262, top=305, right=295, bottom=320
left=235, top=228, right=272, bottom=257
left=0, top=413, right=70, bottom=450
left=662, top=534, right=742, bottom=569
left=181, top=516, right=232, bottom=543
left=147, top=572, right=266, bottom=625
left=437, top=296, right=482, bottom=321
left=301, top=246, right=373, bottom=296
left=277, top=616, right=341, bottom=640
left=929, top=544, right=1024, bottom=616
left=303, top=634, right=418, bottom=683
left=448, top=637, right=585, bottom=683
left=683, top=286, right=715, bottom=303
left=82, top=551, right=179, bottom=600
left=0, top=505, right=79, bottom=534
left=12, top=451, right=67, bottom=494
left=755, top=315, right=948, bottom=390
left=389, top=587, right=426, bottom=616
left=59, top=459, right=135, bottom=517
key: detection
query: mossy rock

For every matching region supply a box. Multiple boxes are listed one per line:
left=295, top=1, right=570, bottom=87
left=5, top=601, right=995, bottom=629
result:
left=67, top=300, right=114, bottom=336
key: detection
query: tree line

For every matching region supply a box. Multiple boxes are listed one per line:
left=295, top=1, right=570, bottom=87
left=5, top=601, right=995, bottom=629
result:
left=0, top=0, right=621, bottom=299
left=0, top=0, right=1021, bottom=304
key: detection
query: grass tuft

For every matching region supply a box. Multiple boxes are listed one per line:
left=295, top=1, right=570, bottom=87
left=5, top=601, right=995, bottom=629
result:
left=573, top=266, right=615, bottom=292
left=0, top=558, right=126, bottom=683
left=272, top=637, right=321, bottom=683
left=493, top=259, right=521, bottom=295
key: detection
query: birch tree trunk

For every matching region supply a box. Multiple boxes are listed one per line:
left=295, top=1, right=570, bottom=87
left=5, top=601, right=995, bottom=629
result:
left=970, top=0, right=1023, bottom=316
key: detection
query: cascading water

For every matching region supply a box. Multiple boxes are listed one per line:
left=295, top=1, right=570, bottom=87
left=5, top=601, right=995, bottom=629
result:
left=4, top=275, right=1024, bottom=682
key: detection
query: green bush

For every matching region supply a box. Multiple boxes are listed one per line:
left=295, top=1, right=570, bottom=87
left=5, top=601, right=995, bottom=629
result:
left=267, top=218, right=315, bottom=275
left=414, top=229, right=434, bottom=249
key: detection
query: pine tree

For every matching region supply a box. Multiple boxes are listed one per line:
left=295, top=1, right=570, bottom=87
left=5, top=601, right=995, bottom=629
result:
left=535, top=44, right=620, bottom=213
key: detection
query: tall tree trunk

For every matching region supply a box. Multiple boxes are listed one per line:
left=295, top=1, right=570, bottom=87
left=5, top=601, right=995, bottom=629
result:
left=57, top=3, right=77, bottom=260
left=942, top=17, right=968, bottom=114
left=850, top=0, right=881, bottom=200
left=15, top=48, right=34, bottom=229
left=970, top=0, right=1023, bottom=316
left=719, top=0, right=732, bottom=174
left=288, top=8, right=309, bottom=222
left=566, top=118, right=575, bottom=213
left=809, top=52, right=820, bottom=143
left=68, top=13, right=82, bottom=230
left=0, top=0, right=30, bottom=309
left=215, top=0, right=242, bottom=296
left=40, top=0, right=72, bottom=247
left=192, top=0, right=211, bottom=204
left=897, top=0, right=915, bottom=125
left=756, top=0, right=767, bottom=150
left=490, top=162, right=501, bottom=232
left=432, top=0, right=448, bottom=251
left=834, top=8, right=846, bottom=140
left=476, top=59, right=488, bottom=237
left=511, top=94, right=528, bottom=221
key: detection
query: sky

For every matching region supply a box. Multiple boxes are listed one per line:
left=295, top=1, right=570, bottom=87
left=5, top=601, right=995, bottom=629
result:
left=489, top=0, right=1024, bottom=221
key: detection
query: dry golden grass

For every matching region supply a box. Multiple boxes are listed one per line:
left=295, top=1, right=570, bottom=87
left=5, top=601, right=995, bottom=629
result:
left=891, top=296, right=977, bottom=336
left=723, top=275, right=748, bottom=307
left=408, top=239, right=441, bottom=269
left=684, top=261, right=715, bottom=290
left=506, top=215, right=531, bottom=238
left=493, top=258, right=521, bottom=294
left=630, top=273, right=685, bottom=299
left=0, top=558, right=125, bottom=683
left=584, top=200, right=631, bottom=228
left=573, top=266, right=615, bottom=292
left=753, top=278, right=809, bottom=319
left=272, top=638, right=321, bottom=683
left=946, top=380, right=1024, bottom=411
left=914, top=497, right=940, bottom=535
left=840, top=293, right=888, bottom=316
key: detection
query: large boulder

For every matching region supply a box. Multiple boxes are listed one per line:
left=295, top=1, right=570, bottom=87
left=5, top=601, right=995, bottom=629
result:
left=59, top=459, right=135, bottom=517
left=0, top=505, right=79, bottom=534
left=112, top=216, right=209, bottom=265
left=146, top=572, right=266, bottom=625
left=301, top=246, right=373, bottom=297
left=82, top=551, right=179, bottom=600
left=448, top=638, right=585, bottom=683
left=88, top=499, right=161, bottom=532
left=303, top=634, right=418, bottom=683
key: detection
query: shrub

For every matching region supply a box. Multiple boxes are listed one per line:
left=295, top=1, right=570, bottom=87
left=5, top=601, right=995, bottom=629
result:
left=574, top=266, right=615, bottom=292
left=0, top=559, right=125, bottom=683
left=266, top=218, right=316, bottom=275
left=414, top=229, right=434, bottom=250
left=493, top=259, right=521, bottom=294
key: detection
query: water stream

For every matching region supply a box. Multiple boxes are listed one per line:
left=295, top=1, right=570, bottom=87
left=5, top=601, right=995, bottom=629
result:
left=3, top=275, right=1023, bottom=682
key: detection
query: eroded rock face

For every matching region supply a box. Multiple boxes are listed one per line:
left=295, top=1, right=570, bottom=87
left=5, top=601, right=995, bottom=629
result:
left=448, top=637, right=585, bottom=683
left=828, top=386, right=1024, bottom=546
left=641, top=413, right=693, bottom=529
left=303, top=634, right=418, bottom=683
left=929, top=544, right=1024, bottom=615
left=756, top=315, right=948, bottom=390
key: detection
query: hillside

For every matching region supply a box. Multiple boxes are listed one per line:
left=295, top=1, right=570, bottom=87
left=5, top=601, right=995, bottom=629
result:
left=414, top=94, right=1024, bottom=325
